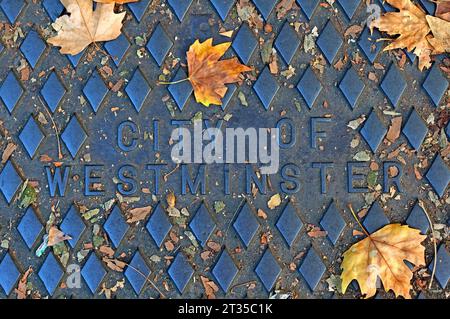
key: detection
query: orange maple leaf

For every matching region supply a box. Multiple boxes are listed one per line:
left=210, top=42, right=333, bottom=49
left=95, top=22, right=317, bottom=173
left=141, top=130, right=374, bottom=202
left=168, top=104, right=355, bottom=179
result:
left=186, top=38, right=252, bottom=107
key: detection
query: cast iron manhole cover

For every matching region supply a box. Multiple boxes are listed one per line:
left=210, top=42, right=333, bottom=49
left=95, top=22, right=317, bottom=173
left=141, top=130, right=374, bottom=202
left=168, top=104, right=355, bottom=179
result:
left=0, top=0, right=448, bottom=299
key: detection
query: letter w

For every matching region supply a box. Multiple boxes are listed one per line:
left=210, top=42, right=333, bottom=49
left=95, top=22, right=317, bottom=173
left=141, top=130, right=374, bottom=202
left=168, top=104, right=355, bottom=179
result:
left=45, top=166, right=70, bottom=197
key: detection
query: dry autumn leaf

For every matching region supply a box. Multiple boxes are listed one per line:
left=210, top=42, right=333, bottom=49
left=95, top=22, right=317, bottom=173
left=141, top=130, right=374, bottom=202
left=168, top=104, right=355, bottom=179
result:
left=47, top=226, right=72, bottom=247
left=341, top=219, right=426, bottom=299
left=426, top=15, right=450, bottom=52
left=267, top=194, right=281, bottom=209
left=185, top=38, right=252, bottom=106
left=15, top=266, right=32, bottom=299
left=370, top=0, right=434, bottom=70
left=47, top=0, right=126, bottom=55
left=126, top=205, right=152, bottom=223
left=200, top=276, right=219, bottom=299
left=2, top=142, right=17, bottom=164
left=166, top=191, right=176, bottom=208
left=436, top=0, right=450, bottom=21
left=103, top=257, right=126, bottom=272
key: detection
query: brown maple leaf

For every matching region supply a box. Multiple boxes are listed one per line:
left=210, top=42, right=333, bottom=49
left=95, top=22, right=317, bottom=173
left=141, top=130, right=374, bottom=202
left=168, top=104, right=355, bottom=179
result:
left=47, top=0, right=126, bottom=55
left=341, top=206, right=426, bottom=299
left=426, top=15, right=450, bottom=53
left=370, top=0, right=434, bottom=70
left=185, top=38, right=252, bottom=107
left=436, top=0, right=450, bottom=21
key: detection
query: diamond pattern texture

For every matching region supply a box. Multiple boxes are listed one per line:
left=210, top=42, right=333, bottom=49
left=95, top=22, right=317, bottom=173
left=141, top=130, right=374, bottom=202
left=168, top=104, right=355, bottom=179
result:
left=252, top=0, right=277, bottom=20
left=275, top=22, right=301, bottom=65
left=0, top=161, right=22, bottom=204
left=104, top=34, right=130, bottom=67
left=19, top=115, right=44, bottom=158
left=125, top=251, right=151, bottom=294
left=402, top=108, right=428, bottom=151
left=360, top=110, right=387, bottom=153
left=38, top=253, right=63, bottom=296
left=60, top=205, right=86, bottom=249
left=83, top=70, right=108, bottom=113
left=426, top=156, right=450, bottom=198
left=320, top=201, right=345, bottom=245
left=316, top=20, right=343, bottom=64
left=363, top=201, right=389, bottom=234
left=297, top=66, right=322, bottom=109
left=255, top=249, right=281, bottom=291
left=233, top=202, right=259, bottom=248
left=381, top=63, right=407, bottom=107
left=358, top=28, right=383, bottom=63
left=40, top=71, right=66, bottom=113
left=337, top=0, right=361, bottom=19
left=297, top=0, right=319, bottom=20
left=430, top=245, right=450, bottom=289
left=61, top=115, right=87, bottom=159
left=146, top=203, right=172, bottom=247
left=147, top=23, right=173, bottom=67
left=0, top=0, right=448, bottom=300
left=0, top=0, right=25, bottom=23
left=168, top=253, right=194, bottom=293
left=0, top=71, right=23, bottom=113
left=210, top=0, right=235, bottom=21
left=276, top=202, right=302, bottom=247
left=43, top=0, right=64, bottom=21
left=189, top=203, right=216, bottom=247
left=128, top=0, right=151, bottom=22
left=253, top=67, right=280, bottom=110
left=168, top=0, right=193, bottom=21
left=104, top=206, right=130, bottom=248
left=232, top=23, right=257, bottom=64
left=212, top=249, right=238, bottom=292
left=81, top=253, right=107, bottom=293
left=20, top=30, right=46, bottom=68
left=17, top=207, right=43, bottom=249
left=0, top=253, right=20, bottom=295
left=168, top=68, right=193, bottom=111
left=406, top=202, right=429, bottom=234
left=422, top=63, right=449, bottom=107
left=126, top=68, right=151, bottom=112
left=299, top=248, right=326, bottom=291
left=339, top=67, right=365, bottom=109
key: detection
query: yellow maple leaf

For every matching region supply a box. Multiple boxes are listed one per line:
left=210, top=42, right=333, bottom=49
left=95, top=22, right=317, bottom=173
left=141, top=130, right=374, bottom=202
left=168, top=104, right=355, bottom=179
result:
left=370, top=0, right=434, bottom=70
left=341, top=222, right=426, bottom=299
left=186, top=38, right=252, bottom=107
left=47, top=0, right=126, bottom=55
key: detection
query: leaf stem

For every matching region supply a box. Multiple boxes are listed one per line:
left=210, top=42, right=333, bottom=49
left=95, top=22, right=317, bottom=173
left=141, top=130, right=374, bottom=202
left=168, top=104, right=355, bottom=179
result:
left=347, top=203, right=370, bottom=237
left=157, top=78, right=190, bottom=85
left=123, top=261, right=166, bottom=299
left=43, top=106, right=63, bottom=160
left=418, top=200, right=437, bottom=289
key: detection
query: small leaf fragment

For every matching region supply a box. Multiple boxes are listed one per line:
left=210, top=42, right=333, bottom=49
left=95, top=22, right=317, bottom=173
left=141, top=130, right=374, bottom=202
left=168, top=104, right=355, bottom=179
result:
left=267, top=194, right=281, bottom=210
